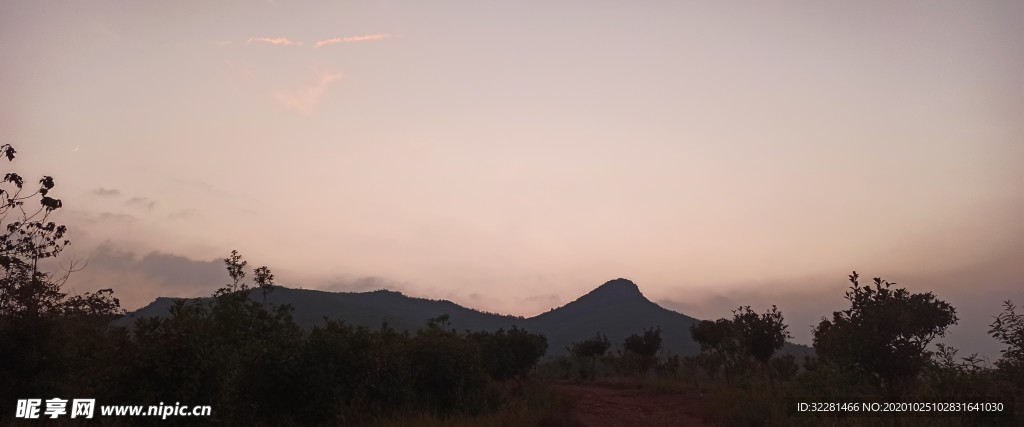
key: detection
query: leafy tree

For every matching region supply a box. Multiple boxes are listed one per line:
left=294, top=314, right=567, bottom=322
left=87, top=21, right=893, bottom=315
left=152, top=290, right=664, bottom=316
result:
left=691, top=306, right=790, bottom=384
left=732, top=305, right=790, bottom=364
left=568, top=333, right=611, bottom=379
left=623, top=326, right=662, bottom=376
left=0, top=143, right=70, bottom=318
left=690, top=319, right=742, bottom=383
left=812, top=271, right=958, bottom=396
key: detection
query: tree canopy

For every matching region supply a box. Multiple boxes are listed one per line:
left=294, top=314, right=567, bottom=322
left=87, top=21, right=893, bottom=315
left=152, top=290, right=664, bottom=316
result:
left=813, top=271, right=958, bottom=395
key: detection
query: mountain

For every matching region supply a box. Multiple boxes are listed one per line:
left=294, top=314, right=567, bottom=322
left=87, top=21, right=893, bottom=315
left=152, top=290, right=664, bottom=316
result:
left=528, top=278, right=702, bottom=356
left=121, top=278, right=813, bottom=358
left=120, top=287, right=525, bottom=333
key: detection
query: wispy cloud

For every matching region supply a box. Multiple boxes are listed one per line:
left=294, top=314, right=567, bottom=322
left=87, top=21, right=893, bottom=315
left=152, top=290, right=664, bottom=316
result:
left=125, top=196, right=156, bottom=211
left=315, top=33, right=394, bottom=48
left=247, top=37, right=302, bottom=47
left=274, top=70, right=344, bottom=114
left=93, top=188, right=121, bottom=197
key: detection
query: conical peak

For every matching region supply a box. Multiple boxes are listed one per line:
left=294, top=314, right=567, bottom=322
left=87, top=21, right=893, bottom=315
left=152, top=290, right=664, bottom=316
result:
left=601, top=278, right=639, bottom=291
left=586, top=278, right=646, bottom=301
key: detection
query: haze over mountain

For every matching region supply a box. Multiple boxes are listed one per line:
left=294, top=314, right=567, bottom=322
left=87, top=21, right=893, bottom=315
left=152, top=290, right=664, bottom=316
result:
left=123, top=278, right=812, bottom=358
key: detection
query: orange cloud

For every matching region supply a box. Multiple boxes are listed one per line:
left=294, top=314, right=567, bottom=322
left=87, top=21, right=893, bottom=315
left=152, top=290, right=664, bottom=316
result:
left=247, top=37, right=302, bottom=47
left=315, top=33, right=394, bottom=48
left=274, top=70, right=344, bottom=114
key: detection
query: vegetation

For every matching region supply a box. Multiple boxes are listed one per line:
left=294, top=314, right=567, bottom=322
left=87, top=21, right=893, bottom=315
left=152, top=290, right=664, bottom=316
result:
left=622, top=326, right=663, bottom=377
left=4, top=247, right=554, bottom=424
left=567, top=333, right=611, bottom=379
left=989, top=300, right=1024, bottom=384
left=813, top=272, right=958, bottom=396
left=469, top=326, right=549, bottom=382
left=689, top=305, right=790, bottom=385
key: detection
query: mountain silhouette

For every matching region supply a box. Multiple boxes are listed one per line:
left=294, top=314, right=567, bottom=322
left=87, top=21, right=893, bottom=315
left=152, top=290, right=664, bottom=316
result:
left=121, top=278, right=813, bottom=358
left=529, top=278, right=703, bottom=356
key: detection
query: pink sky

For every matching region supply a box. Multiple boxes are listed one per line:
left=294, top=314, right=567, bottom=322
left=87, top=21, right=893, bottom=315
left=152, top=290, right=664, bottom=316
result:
left=2, top=1, right=1022, bottom=357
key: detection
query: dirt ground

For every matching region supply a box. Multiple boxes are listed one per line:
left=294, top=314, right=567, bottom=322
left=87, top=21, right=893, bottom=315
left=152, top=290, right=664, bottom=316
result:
left=552, top=382, right=710, bottom=427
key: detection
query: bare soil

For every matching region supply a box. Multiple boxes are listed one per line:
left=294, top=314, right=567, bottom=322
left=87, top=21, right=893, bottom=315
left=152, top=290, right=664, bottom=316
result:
left=552, top=382, right=710, bottom=427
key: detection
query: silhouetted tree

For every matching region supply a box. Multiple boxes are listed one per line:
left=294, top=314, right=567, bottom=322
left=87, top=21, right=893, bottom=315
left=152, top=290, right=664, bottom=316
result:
left=691, top=306, right=789, bottom=384
left=690, top=319, right=741, bottom=384
left=623, top=326, right=662, bottom=376
left=732, top=305, right=790, bottom=365
left=0, top=143, right=69, bottom=317
left=813, top=271, right=957, bottom=396
left=568, top=333, right=611, bottom=379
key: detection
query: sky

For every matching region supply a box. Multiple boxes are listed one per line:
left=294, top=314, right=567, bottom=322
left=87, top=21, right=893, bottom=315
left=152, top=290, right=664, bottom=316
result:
left=2, top=1, right=1022, bottom=357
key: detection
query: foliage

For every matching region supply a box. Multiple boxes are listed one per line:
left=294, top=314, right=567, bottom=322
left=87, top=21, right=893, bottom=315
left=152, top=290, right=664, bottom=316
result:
left=989, top=300, right=1024, bottom=379
left=623, top=326, right=663, bottom=376
left=813, top=271, right=958, bottom=396
left=691, top=305, right=790, bottom=384
left=732, top=305, right=790, bottom=364
left=690, top=319, right=738, bottom=381
left=469, top=326, right=548, bottom=382
left=0, top=143, right=73, bottom=318
left=568, top=333, right=611, bottom=379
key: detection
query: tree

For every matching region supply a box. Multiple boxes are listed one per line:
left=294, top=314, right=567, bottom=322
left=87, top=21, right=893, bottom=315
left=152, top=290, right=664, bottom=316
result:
left=813, top=271, right=958, bottom=396
left=568, top=333, right=611, bottom=379
left=214, top=249, right=276, bottom=303
left=623, top=326, right=662, bottom=376
left=732, top=305, right=790, bottom=364
left=690, top=319, right=741, bottom=384
left=691, top=306, right=791, bottom=384
left=0, top=144, right=70, bottom=317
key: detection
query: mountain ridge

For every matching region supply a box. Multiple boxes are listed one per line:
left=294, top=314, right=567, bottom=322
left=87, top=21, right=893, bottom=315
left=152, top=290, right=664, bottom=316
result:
left=122, top=278, right=813, bottom=358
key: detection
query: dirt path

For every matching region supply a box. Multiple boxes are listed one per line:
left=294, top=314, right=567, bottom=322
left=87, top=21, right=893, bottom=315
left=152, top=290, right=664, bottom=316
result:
left=552, top=382, right=710, bottom=427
